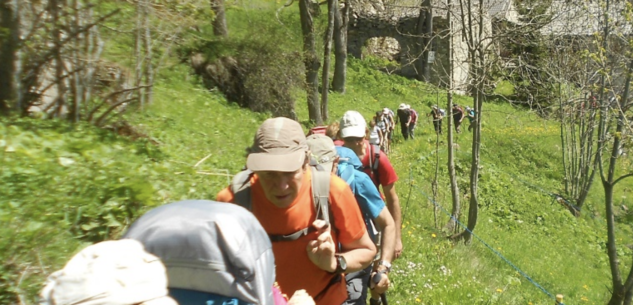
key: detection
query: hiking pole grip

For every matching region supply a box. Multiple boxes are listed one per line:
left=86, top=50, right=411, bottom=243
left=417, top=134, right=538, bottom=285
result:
left=371, top=271, right=388, bottom=305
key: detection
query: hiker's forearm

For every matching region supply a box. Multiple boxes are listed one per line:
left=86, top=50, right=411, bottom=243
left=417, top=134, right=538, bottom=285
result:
left=340, top=232, right=377, bottom=272
left=374, top=208, right=396, bottom=263
left=383, top=183, right=402, bottom=244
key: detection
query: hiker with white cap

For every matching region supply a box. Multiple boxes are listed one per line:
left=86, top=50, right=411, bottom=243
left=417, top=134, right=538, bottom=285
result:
left=339, top=111, right=403, bottom=260
left=395, top=103, right=412, bottom=140
left=40, top=239, right=177, bottom=305
left=216, top=117, right=376, bottom=305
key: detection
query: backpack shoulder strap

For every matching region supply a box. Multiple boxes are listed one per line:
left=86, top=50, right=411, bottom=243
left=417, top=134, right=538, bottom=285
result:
left=231, top=170, right=254, bottom=211
left=311, top=165, right=331, bottom=224
left=367, top=144, right=381, bottom=185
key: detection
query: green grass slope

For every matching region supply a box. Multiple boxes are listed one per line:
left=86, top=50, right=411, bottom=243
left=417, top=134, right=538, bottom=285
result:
left=2, top=1, right=632, bottom=304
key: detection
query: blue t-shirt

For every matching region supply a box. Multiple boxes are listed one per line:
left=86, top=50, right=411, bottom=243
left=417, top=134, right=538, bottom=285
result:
left=335, top=147, right=385, bottom=240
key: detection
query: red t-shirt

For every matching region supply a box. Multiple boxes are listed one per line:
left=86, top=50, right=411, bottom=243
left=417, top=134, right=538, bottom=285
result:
left=361, top=142, right=398, bottom=189
left=410, top=109, right=418, bottom=124
left=217, top=169, right=366, bottom=305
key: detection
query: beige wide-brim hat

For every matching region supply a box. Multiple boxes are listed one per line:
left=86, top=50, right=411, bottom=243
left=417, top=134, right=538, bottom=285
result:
left=247, top=117, right=308, bottom=172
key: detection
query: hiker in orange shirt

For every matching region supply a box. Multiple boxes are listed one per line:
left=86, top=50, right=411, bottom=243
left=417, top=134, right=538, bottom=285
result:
left=217, top=117, right=376, bottom=305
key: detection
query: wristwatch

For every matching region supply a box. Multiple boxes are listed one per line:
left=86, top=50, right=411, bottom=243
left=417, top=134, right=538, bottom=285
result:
left=369, top=297, right=382, bottom=305
left=378, top=260, right=392, bottom=273
left=335, top=254, right=347, bottom=274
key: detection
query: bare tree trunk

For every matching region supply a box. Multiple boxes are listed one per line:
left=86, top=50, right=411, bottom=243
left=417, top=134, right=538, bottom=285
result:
left=51, top=0, right=66, bottom=118
left=299, top=0, right=322, bottom=125
left=320, top=0, right=335, bottom=123
left=211, top=0, right=228, bottom=37
left=417, top=0, right=432, bottom=82
left=0, top=0, right=17, bottom=115
left=451, top=0, right=484, bottom=243
left=603, top=59, right=633, bottom=305
left=83, top=6, right=103, bottom=113
left=625, top=286, right=633, bottom=305
left=69, top=0, right=82, bottom=123
left=331, top=0, right=348, bottom=93
left=143, top=0, right=153, bottom=106
left=446, top=90, right=460, bottom=232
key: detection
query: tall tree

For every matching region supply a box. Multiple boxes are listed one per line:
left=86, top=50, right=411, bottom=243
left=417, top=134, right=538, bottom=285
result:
left=450, top=0, right=493, bottom=243
left=331, top=0, right=348, bottom=93
left=445, top=90, right=461, bottom=232
left=299, top=0, right=322, bottom=125
left=593, top=2, right=633, bottom=303
left=416, top=0, right=433, bottom=82
left=211, top=0, right=228, bottom=37
left=320, top=0, right=335, bottom=122
left=0, top=0, right=17, bottom=115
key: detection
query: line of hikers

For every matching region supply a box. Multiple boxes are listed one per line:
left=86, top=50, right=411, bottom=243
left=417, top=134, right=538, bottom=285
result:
left=41, top=111, right=405, bottom=305
left=362, top=104, right=478, bottom=155
left=428, top=104, right=477, bottom=135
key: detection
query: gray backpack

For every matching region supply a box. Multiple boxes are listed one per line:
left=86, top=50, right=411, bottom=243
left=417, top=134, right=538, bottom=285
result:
left=230, top=164, right=332, bottom=242
left=122, top=200, right=276, bottom=305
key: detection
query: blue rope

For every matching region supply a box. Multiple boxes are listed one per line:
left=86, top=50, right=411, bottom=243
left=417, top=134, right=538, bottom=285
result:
left=411, top=178, right=559, bottom=302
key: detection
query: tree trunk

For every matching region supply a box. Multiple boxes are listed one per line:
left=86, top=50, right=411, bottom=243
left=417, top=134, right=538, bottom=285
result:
left=135, top=0, right=145, bottom=108
left=0, top=0, right=17, bottom=115
left=416, top=0, right=432, bottom=82
left=320, top=0, right=335, bottom=123
left=604, top=58, right=633, bottom=305
left=211, top=0, right=228, bottom=37
left=69, top=0, right=82, bottom=123
left=332, top=0, right=348, bottom=93
left=51, top=0, right=66, bottom=118
left=299, top=0, right=322, bottom=125
left=451, top=0, right=484, bottom=243
left=624, top=286, right=633, bottom=305
left=445, top=91, right=460, bottom=232
left=143, top=0, right=154, bottom=106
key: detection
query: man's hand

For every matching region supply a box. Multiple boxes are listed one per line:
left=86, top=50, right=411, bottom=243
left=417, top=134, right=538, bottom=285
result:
left=395, top=238, right=403, bottom=259
left=370, top=270, right=390, bottom=295
left=306, top=219, right=337, bottom=272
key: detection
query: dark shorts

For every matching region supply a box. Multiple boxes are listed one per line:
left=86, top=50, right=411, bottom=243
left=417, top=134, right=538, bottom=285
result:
left=342, top=266, right=372, bottom=305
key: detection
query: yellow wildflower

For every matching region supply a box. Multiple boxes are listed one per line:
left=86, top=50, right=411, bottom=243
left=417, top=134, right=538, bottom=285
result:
left=431, top=233, right=437, bottom=238
left=496, top=288, right=503, bottom=293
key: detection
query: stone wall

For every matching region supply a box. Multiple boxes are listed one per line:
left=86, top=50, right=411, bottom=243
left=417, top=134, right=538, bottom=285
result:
left=347, top=0, right=454, bottom=89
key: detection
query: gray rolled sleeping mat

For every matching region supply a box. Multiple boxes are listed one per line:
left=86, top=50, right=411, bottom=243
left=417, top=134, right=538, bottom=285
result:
left=122, top=200, right=275, bottom=305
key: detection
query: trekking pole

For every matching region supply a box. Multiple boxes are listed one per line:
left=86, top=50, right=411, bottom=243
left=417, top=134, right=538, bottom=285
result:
left=555, top=294, right=564, bottom=305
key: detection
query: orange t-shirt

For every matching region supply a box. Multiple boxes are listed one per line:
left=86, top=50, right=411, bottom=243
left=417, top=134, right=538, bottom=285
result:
left=216, top=169, right=366, bottom=305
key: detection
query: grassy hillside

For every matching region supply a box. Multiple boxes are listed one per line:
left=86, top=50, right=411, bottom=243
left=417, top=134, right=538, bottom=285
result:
left=1, top=1, right=632, bottom=304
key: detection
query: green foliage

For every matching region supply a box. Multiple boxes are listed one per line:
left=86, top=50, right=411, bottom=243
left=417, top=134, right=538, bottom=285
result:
left=178, top=7, right=304, bottom=118
left=3, top=2, right=633, bottom=304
